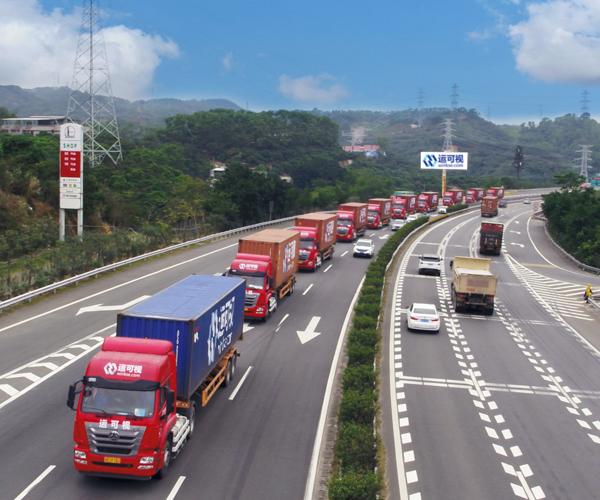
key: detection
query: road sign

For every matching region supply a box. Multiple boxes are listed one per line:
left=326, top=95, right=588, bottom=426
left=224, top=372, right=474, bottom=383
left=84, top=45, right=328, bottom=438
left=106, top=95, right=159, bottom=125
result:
left=59, top=123, right=84, bottom=210
left=420, top=152, right=468, bottom=170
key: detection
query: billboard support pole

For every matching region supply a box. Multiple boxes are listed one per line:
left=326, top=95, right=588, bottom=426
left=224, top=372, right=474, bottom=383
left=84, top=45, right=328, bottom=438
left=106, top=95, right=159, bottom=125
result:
left=59, top=209, right=66, bottom=242
left=441, top=169, right=447, bottom=198
left=77, top=209, right=84, bottom=238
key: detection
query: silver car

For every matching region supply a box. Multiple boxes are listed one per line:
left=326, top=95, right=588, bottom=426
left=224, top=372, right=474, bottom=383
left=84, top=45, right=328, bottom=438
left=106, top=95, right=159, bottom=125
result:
left=353, top=239, right=375, bottom=258
left=391, top=219, right=405, bottom=231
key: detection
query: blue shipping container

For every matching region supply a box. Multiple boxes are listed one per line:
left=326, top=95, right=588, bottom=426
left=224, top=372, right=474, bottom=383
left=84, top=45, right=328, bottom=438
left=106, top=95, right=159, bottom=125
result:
left=116, top=274, right=245, bottom=401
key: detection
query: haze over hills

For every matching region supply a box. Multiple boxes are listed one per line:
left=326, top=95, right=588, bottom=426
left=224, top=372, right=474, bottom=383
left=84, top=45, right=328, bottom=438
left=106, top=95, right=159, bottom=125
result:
left=0, top=85, right=241, bottom=126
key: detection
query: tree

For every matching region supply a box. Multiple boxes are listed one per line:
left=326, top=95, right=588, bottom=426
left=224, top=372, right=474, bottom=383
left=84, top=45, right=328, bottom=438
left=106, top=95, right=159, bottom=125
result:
left=553, top=171, right=584, bottom=190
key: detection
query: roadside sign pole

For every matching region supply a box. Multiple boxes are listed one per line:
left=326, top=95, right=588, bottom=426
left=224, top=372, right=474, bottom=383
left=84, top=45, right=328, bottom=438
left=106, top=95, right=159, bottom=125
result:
left=442, top=169, right=447, bottom=198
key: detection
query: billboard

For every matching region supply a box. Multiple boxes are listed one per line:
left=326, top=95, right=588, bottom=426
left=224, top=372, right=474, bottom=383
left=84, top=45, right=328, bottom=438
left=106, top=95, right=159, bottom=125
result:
left=59, top=123, right=83, bottom=209
left=420, top=152, right=468, bottom=170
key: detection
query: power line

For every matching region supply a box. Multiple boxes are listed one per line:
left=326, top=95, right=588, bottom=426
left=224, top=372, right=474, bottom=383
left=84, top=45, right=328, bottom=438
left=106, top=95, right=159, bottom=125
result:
left=67, top=0, right=122, bottom=168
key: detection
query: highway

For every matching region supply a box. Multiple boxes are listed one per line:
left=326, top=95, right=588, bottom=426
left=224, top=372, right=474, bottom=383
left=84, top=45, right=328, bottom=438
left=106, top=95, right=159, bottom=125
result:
left=0, top=225, right=391, bottom=500
left=383, top=201, right=600, bottom=500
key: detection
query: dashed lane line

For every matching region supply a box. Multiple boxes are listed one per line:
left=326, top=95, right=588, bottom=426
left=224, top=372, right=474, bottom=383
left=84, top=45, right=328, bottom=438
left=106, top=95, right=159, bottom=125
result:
left=14, top=465, right=56, bottom=500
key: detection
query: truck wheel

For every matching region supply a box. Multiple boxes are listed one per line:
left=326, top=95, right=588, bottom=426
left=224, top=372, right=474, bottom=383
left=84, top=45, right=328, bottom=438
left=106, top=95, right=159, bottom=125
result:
left=186, top=403, right=196, bottom=439
left=223, top=359, right=232, bottom=387
left=316, top=254, right=322, bottom=269
left=484, top=306, right=494, bottom=316
left=155, top=438, right=172, bottom=479
left=231, top=355, right=237, bottom=379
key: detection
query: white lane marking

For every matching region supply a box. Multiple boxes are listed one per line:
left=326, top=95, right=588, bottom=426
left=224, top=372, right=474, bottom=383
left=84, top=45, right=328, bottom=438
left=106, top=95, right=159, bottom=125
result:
left=278, top=313, right=290, bottom=326
left=242, top=323, right=254, bottom=334
left=323, top=264, right=333, bottom=273
left=166, top=475, right=186, bottom=500
left=297, top=316, right=322, bottom=344
left=0, top=325, right=115, bottom=410
left=380, top=234, right=390, bottom=240
left=510, top=231, right=521, bottom=235
left=369, top=232, right=376, bottom=237
left=14, top=465, right=56, bottom=500
left=510, top=243, right=525, bottom=248
left=213, top=272, right=222, bottom=276
left=302, top=284, right=314, bottom=296
left=0, top=243, right=239, bottom=335
left=341, top=250, right=349, bottom=257
left=0, top=384, right=18, bottom=396
left=76, top=295, right=150, bottom=316
left=229, top=366, right=252, bottom=401
left=304, top=277, right=364, bottom=500
left=4, top=372, right=40, bottom=383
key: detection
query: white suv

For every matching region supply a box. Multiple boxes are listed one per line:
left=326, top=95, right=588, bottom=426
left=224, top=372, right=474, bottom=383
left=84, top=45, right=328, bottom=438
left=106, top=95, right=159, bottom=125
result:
left=353, top=239, right=375, bottom=258
left=418, top=254, right=442, bottom=275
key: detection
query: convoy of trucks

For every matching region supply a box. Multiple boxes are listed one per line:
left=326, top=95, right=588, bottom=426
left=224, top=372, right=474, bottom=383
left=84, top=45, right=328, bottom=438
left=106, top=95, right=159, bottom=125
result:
left=481, top=196, right=499, bottom=217
left=337, top=202, right=368, bottom=241
left=391, top=192, right=417, bottom=219
left=229, top=228, right=299, bottom=320
left=451, top=256, right=497, bottom=315
left=294, top=212, right=337, bottom=271
left=65, top=184, right=512, bottom=483
left=417, top=192, right=439, bottom=213
left=67, top=275, right=245, bottom=479
left=479, top=222, right=504, bottom=255
left=367, top=198, right=392, bottom=228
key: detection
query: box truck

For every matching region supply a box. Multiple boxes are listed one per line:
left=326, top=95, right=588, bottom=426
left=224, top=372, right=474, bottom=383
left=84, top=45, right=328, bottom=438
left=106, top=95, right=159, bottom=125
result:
left=229, top=228, right=299, bottom=320
left=67, top=275, right=245, bottom=479
left=417, top=192, right=439, bottom=212
left=481, top=196, right=499, bottom=217
left=337, top=202, right=368, bottom=241
left=294, top=212, right=336, bottom=271
left=391, top=192, right=417, bottom=219
left=451, top=256, right=497, bottom=315
left=479, top=222, right=504, bottom=255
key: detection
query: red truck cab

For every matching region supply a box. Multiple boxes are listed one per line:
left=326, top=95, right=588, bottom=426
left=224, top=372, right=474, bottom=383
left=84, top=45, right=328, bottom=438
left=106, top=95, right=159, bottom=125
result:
left=391, top=194, right=416, bottom=219
left=367, top=198, right=391, bottom=228
left=336, top=211, right=356, bottom=241
left=295, top=227, right=321, bottom=270
left=417, top=192, right=439, bottom=212
left=229, top=253, right=273, bottom=319
left=68, top=337, right=179, bottom=479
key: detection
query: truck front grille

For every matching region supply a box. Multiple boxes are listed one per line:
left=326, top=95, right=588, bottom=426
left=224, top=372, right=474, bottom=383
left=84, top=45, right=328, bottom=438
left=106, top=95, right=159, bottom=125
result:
left=85, top=423, right=145, bottom=456
left=245, top=293, right=258, bottom=307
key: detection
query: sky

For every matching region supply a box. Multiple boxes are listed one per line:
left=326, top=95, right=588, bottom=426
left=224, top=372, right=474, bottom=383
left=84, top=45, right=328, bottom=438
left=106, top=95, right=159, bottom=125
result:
left=1, top=0, right=600, bottom=123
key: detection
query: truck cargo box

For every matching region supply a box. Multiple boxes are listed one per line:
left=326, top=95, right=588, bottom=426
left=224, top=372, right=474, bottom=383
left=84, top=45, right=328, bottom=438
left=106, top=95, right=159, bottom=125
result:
left=117, top=275, right=245, bottom=402
left=453, top=257, right=497, bottom=296
left=338, top=202, right=368, bottom=232
left=368, top=198, right=392, bottom=218
left=238, top=229, right=299, bottom=289
left=294, top=213, right=337, bottom=251
left=481, top=196, right=499, bottom=216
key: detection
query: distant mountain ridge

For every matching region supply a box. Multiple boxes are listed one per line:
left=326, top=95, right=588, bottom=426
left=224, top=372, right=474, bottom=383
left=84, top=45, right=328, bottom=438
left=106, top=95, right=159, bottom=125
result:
left=0, top=85, right=241, bottom=125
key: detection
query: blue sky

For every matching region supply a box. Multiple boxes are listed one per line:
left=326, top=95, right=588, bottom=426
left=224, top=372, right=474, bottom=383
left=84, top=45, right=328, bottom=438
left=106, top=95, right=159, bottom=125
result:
left=5, top=1, right=600, bottom=122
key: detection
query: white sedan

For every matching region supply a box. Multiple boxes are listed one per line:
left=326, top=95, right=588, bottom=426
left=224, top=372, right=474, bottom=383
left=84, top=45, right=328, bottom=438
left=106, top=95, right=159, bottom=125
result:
left=353, top=239, right=375, bottom=258
left=390, top=219, right=405, bottom=231
left=407, top=303, right=440, bottom=332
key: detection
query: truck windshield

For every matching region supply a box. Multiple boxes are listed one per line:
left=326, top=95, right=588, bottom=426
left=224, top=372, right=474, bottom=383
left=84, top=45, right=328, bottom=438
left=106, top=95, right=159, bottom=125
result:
left=368, top=210, right=378, bottom=217
left=337, top=219, right=351, bottom=227
left=300, top=240, right=316, bottom=250
left=82, top=387, right=155, bottom=418
left=245, top=275, right=264, bottom=290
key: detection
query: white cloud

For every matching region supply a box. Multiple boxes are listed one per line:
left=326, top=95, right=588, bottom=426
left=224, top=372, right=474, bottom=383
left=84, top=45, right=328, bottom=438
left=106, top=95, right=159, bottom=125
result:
left=278, top=74, right=349, bottom=104
left=509, top=0, right=600, bottom=83
left=0, top=0, right=179, bottom=100
left=222, top=51, right=234, bottom=71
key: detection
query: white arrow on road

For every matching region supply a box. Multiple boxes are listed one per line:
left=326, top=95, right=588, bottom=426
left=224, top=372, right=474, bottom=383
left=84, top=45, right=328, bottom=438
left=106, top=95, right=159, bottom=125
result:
left=510, top=230, right=521, bottom=235
left=76, top=296, right=150, bottom=316
left=379, top=234, right=390, bottom=240
left=510, top=242, right=525, bottom=248
left=243, top=323, right=254, bottom=334
left=297, top=316, right=322, bottom=344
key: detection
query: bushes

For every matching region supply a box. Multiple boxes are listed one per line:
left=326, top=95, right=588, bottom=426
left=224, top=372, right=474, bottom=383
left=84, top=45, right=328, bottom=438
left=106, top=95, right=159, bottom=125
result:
left=448, top=203, right=467, bottom=213
left=329, top=217, right=428, bottom=498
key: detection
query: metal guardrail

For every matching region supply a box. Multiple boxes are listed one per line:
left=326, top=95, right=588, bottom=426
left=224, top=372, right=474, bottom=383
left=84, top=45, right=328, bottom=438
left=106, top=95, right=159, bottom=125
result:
left=542, top=222, right=600, bottom=275
left=0, top=214, right=298, bottom=312
left=0, top=192, right=543, bottom=313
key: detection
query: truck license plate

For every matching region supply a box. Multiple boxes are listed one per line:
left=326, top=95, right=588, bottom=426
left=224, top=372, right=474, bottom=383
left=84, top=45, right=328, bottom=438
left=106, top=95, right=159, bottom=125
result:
left=104, top=456, right=121, bottom=464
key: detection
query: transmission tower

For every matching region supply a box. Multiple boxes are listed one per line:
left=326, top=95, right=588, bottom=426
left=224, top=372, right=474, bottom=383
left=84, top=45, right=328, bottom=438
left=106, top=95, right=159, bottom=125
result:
left=580, top=89, right=590, bottom=116
left=576, top=145, right=592, bottom=183
left=442, top=118, right=455, bottom=151
left=451, top=83, right=459, bottom=110
left=417, top=88, right=424, bottom=127
left=67, top=0, right=122, bottom=168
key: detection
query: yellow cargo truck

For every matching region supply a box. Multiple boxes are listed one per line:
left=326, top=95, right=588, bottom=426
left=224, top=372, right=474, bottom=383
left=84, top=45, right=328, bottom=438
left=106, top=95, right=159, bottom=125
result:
left=451, top=256, right=497, bottom=315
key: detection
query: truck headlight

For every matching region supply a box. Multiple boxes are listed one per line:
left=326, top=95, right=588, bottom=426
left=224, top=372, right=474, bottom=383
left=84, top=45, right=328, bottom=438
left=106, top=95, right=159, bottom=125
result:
left=74, top=450, right=87, bottom=459
left=140, top=456, right=154, bottom=464
left=256, top=307, right=264, bottom=313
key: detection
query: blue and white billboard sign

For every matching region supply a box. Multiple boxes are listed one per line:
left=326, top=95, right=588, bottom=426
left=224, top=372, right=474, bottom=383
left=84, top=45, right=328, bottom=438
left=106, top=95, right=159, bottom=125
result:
left=420, top=152, right=468, bottom=170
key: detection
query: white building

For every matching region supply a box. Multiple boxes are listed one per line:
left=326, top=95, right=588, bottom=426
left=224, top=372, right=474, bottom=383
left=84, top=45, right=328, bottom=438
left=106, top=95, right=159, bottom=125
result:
left=1, top=116, right=67, bottom=136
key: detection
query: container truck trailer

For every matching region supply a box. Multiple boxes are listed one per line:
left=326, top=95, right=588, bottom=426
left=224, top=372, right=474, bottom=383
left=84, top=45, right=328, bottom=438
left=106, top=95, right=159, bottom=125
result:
left=336, top=202, right=368, bottom=241
left=294, top=212, right=336, bottom=271
left=367, top=198, right=392, bottom=228
left=229, top=229, right=299, bottom=320
left=481, top=196, right=499, bottom=217
left=479, top=222, right=504, bottom=255
left=67, top=275, right=245, bottom=479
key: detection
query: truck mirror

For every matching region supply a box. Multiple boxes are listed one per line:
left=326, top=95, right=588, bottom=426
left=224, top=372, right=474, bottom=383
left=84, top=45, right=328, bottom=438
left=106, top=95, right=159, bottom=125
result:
left=166, top=390, right=176, bottom=414
left=67, top=380, right=83, bottom=410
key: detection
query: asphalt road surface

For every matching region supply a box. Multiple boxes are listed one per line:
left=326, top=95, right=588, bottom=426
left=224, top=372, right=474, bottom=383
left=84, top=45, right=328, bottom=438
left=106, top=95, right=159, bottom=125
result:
left=0, top=226, right=392, bottom=500
left=383, top=201, right=600, bottom=500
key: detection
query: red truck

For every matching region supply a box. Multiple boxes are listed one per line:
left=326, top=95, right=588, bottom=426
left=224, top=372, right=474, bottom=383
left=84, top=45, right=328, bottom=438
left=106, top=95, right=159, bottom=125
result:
left=417, top=192, right=439, bottom=213
left=229, top=229, right=299, bottom=320
left=481, top=196, right=499, bottom=217
left=479, top=222, right=504, bottom=255
left=294, top=212, right=336, bottom=271
left=67, top=275, right=245, bottom=479
left=391, top=192, right=417, bottom=219
left=337, top=202, right=368, bottom=241
left=442, top=189, right=465, bottom=207
left=367, top=198, right=392, bottom=228
left=466, top=188, right=485, bottom=204
left=486, top=186, right=505, bottom=199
